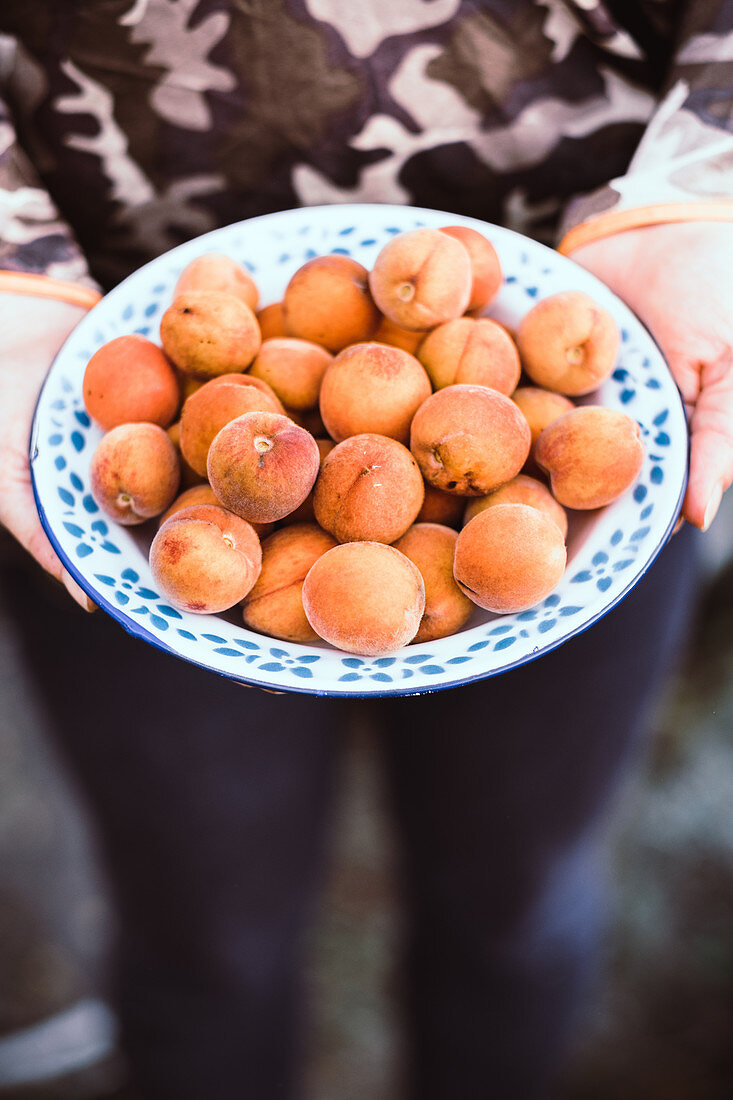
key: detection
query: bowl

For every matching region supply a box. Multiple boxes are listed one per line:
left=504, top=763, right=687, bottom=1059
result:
left=30, top=203, right=688, bottom=696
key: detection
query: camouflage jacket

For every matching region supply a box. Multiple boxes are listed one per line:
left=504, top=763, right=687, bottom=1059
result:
left=0, top=0, right=732, bottom=292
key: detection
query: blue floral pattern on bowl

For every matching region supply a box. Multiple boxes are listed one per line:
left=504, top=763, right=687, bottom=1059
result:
left=30, top=204, right=688, bottom=697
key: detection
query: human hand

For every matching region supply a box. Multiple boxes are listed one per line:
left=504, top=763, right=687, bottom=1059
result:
left=570, top=221, right=733, bottom=531
left=0, top=296, right=95, bottom=609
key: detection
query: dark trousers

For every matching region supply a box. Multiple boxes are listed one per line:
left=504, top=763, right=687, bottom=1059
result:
left=0, top=527, right=701, bottom=1100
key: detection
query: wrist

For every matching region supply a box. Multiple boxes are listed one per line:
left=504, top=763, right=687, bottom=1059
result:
left=569, top=221, right=733, bottom=317
left=0, top=297, right=88, bottom=368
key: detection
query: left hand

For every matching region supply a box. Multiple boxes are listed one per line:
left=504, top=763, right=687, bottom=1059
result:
left=570, top=221, right=733, bottom=531
left=0, top=295, right=95, bottom=609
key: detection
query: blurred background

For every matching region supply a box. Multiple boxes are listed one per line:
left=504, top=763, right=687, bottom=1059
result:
left=1, top=495, right=731, bottom=1100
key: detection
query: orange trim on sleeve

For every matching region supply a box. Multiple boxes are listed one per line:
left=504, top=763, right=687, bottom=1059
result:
left=0, top=270, right=102, bottom=310
left=558, top=201, right=733, bottom=255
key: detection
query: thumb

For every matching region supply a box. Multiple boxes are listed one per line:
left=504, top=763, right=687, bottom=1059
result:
left=1, top=470, right=95, bottom=612
left=673, top=346, right=733, bottom=530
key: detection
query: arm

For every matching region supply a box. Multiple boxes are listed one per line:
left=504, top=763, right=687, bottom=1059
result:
left=0, top=47, right=100, bottom=607
left=559, top=4, right=733, bottom=531
left=0, top=295, right=94, bottom=607
left=569, top=222, right=733, bottom=531
left=559, top=3, right=733, bottom=251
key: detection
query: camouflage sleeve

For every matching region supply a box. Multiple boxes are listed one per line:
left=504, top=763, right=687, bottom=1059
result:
left=559, top=1, right=733, bottom=246
left=0, top=37, right=97, bottom=286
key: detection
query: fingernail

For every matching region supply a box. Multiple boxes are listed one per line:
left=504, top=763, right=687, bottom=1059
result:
left=62, top=569, right=96, bottom=612
left=702, top=483, right=723, bottom=532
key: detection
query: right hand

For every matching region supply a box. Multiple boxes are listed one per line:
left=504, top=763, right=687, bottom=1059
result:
left=0, top=295, right=95, bottom=609
left=571, top=222, right=733, bottom=532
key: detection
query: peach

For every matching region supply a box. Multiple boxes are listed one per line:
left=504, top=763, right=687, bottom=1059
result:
left=315, top=438, right=336, bottom=463
left=416, top=483, right=465, bottom=528
left=166, top=419, right=182, bottom=449
left=159, top=484, right=289, bottom=545
left=282, top=255, right=379, bottom=352
left=155, top=477, right=271, bottom=540
left=319, top=342, right=432, bottom=445
left=393, top=523, right=473, bottom=643
left=179, top=376, right=283, bottom=477
left=286, top=438, right=335, bottom=524
left=257, top=301, right=287, bottom=340
left=463, top=474, right=568, bottom=539
left=517, top=290, right=619, bottom=395
left=174, top=253, right=259, bottom=312
left=207, top=411, right=320, bottom=524
left=369, top=228, right=472, bottom=331
left=373, top=315, right=427, bottom=355
left=160, top=484, right=274, bottom=540
left=166, top=420, right=205, bottom=489
left=454, top=503, right=567, bottom=613
left=285, top=406, right=328, bottom=438
left=302, top=541, right=425, bottom=655
left=150, top=504, right=261, bottom=613
left=205, top=372, right=286, bottom=412
left=159, top=483, right=219, bottom=525
left=410, top=385, right=530, bottom=495
left=241, top=523, right=338, bottom=642
left=313, top=434, right=424, bottom=544
left=89, top=422, right=180, bottom=524
left=535, top=406, right=645, bottom=509
left=248, top=338, right=333, bottom=411
left=177, top=371, right=205, bottom=403
left=417, top=318, right=521, bottom=394
left=160, top=290, right=261, bottom=378
left=511, top=386, right=575, bottom=470
left=83, top=335, right=180, bottom=430
left=440, top=226, right=502, bottom=311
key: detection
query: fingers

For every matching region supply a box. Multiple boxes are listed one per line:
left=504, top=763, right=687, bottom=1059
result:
left=0, top=454, right=95, bottom=612
left=4, top=480, right=63, bottom=580
left=684, top=437, right=726, bottom=529
left=62, top=569, right=97, bottom=612
left=677, top=348, right=733, bottom=530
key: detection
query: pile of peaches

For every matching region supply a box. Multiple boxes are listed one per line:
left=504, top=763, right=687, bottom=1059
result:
left=84, top=225, right=644, bottom=656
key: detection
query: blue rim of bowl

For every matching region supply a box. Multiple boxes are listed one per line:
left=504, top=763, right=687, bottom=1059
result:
left=29, top=203, right=689, bottom=698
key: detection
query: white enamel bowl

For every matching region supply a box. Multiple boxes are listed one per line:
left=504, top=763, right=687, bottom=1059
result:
left=30, top=204, right=687, bottom=696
